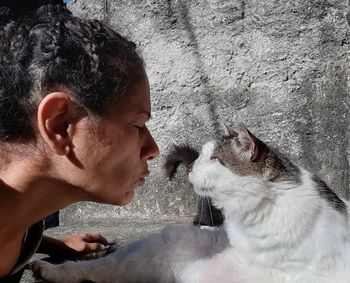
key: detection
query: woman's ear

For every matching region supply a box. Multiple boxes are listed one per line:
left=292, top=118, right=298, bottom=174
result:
left=37, top=92, right=84, bottom=156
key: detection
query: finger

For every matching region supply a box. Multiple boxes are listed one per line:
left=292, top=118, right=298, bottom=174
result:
left=84, top=243, right=106, bottom=252
left=82, top=233, right=109, bottom=245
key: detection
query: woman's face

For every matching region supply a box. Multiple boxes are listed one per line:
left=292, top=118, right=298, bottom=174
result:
left=70, top=75, right=159, bottom=205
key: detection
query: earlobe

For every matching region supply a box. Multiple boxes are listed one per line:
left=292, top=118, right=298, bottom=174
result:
left=37, top=92, right=75, bottom=156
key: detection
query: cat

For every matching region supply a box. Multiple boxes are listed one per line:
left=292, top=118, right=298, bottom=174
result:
left=164, top=144, right=224, bottom=227
left=31, top=122, right=350, bottom=283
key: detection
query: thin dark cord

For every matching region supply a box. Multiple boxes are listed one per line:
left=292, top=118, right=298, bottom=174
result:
left=206, top=196, right=214, bottom=226
left=198, top=196, right=204, bottom=225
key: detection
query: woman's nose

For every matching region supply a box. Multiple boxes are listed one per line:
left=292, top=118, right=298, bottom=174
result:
left=141, top=127, right=159, bottom=160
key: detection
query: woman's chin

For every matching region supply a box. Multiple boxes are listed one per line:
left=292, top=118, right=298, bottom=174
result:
left=119, top=190, right=135, bottom=205
left=93, top=189, right=135, bottom=206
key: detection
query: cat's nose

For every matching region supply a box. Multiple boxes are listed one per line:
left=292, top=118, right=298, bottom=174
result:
left=187, top=162, right=194, bottom=173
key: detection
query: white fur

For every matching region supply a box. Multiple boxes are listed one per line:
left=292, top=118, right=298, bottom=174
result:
left=32, top=140, right=350, bottom=283
left=187, top=141, right=350, bottom=283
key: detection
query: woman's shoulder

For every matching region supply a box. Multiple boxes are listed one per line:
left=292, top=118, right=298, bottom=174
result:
left=0, top=220, right=44, bottom=283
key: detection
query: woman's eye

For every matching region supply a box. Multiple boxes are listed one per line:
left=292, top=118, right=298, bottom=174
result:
left=134, top=124, right=145, bottom=131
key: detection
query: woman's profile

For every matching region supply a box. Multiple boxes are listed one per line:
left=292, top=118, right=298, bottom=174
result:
left=0, top=0, right=159, bottom=281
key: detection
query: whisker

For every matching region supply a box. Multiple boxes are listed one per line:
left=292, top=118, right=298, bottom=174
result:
left=193, top=194, right=202, bottom=226
left=194, top=194, right=200, bottom=216
left=206, top=196, right=214, bottom=226
left=198, top=197, right=204, bottom=225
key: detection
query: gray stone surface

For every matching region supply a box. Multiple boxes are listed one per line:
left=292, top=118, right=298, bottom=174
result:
left=63, top=0, right=350, bottom=222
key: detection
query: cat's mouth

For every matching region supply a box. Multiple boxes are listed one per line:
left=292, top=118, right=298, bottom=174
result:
left=186, top=162, right=194, bottom=173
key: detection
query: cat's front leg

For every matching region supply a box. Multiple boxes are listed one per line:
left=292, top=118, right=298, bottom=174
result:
left=178, top=248, right=252, bottom=283
left=31, top=260, right=91, bottom=283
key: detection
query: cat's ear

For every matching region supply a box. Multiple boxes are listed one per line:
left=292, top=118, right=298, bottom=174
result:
left=237, top=122, right=266, bottom=161
left=222, top=122, right=238, bottom=138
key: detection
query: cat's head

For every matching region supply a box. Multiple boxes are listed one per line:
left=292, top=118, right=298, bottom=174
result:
left=188, top=123, right=300, bottom=207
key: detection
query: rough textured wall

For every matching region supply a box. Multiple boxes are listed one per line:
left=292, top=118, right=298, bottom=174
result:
left=62, top=0, right=349, bottom=223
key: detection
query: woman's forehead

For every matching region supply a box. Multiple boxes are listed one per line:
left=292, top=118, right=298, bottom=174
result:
left=104, top=78, right=151, bottom=118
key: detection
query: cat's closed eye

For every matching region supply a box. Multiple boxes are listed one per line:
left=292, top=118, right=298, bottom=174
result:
left=210, top=155, right=223, bottom=165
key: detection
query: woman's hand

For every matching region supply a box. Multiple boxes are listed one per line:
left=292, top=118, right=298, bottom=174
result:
left=38, top=233, right=109, bottom=257
left=61, top=233, right=109, bottom=253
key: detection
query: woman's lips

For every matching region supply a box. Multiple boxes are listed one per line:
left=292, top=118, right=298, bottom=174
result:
left=137, top=170, right=149, bottom=186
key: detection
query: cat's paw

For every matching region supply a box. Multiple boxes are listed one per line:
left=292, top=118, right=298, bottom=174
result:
left=30, top=260, right=59, bottom=282
left=30, top=260, right=79, bottom=283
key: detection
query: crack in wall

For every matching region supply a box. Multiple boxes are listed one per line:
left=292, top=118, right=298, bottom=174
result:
left=177, top=1, right=222, bottom=138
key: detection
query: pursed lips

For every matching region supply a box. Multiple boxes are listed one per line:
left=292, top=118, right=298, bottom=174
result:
left=138, top=170, right=150, bottom=185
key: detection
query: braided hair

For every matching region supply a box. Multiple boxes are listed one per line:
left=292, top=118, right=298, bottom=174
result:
left=0, top=0, right=144, bottom=142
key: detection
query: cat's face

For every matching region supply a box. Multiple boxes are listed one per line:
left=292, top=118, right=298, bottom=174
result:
left=188, top=123, right=300, bottom=201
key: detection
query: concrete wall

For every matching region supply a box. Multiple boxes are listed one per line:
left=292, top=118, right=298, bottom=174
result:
left=61, top=0, right=350, bottom=224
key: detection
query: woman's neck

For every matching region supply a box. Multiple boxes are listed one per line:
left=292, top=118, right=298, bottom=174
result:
left=0, top=160, right=86, bottom=277
left=0, top=161, right=80, bottom=228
